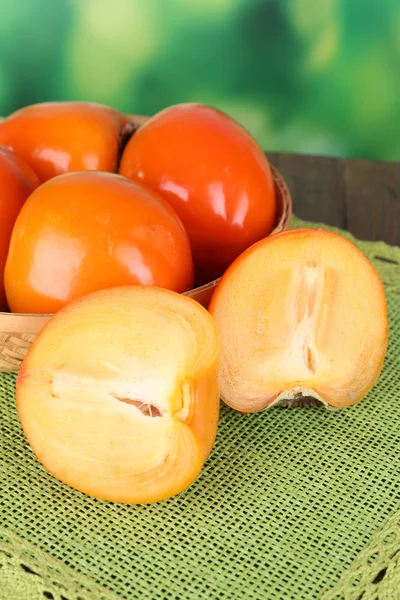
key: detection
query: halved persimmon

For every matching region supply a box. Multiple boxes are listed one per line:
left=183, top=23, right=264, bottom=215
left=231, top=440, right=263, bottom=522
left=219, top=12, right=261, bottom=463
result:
left=16, top=286, right=221, bottom=503
left=0, top=146, right=39, bottom=311
left=0, top=101, right=133, bottom=182
left=209, top=229, right=388, bottom=412
left=5, top=172, right=194, bottom=314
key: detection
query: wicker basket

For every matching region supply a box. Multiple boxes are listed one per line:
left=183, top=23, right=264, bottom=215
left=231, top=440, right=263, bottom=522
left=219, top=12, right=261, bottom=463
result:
left=0, top=134, right=291, bottom=372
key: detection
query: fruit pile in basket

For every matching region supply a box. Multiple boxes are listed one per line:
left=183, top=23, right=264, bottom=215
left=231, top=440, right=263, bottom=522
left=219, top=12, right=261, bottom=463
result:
left=0, top=101, right=281, bottom=314
left=0, top=101, right=388, bottom=505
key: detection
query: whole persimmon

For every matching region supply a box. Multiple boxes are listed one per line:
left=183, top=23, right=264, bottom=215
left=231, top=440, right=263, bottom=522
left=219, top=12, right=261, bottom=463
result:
left=209, top=229, right=388, bottom=412
left=5, top=172, right=194, bottom=314
left=0, top=101, right=134, bottom=182
left=16, top=286, right=221, bottom=503
left=120, top=103, right=277, bottom=285
left=0, top=146, right=40, bottom=311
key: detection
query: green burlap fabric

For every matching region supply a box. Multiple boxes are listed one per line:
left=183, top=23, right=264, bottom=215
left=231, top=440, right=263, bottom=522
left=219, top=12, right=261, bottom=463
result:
left=1, top=216, right=399, bottom=600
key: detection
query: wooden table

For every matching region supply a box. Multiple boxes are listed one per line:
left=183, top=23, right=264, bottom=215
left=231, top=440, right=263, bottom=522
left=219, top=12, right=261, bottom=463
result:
left=268, top=153, right=400, bottom=246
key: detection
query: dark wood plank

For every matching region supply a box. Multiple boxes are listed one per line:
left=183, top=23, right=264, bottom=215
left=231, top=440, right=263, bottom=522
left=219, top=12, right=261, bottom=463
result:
left=267, top=152, right=400, bottom=246
left=267, top=153, right=347, bottom=229
left=343, top=159, right=400, bottom=246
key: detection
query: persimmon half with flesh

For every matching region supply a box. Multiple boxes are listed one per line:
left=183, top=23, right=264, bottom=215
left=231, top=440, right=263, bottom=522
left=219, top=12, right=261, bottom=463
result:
left=209, top=229, right=388, bottom=412
left=0, top=101, right=133, bottom=182
left=0, top=146, right=40, bottom=311
left=16, top=286, right=221, bottom=503
left=5, top=172, right=194, bottom=314
left=120, top=103, right=277, bottom=285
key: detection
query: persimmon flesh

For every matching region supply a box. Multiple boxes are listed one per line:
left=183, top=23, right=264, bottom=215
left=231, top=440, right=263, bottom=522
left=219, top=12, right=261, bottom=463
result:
left=5, top=172, right=194, bottom=314
left=0, top=101, right=133, bottom=182
left=16, top=286, right=221, bottom=503
left=209, top=229, right=388, bottom=412
left=120, top=103, right=277, bottom=285
left=0, top=146, right=39, bottom=310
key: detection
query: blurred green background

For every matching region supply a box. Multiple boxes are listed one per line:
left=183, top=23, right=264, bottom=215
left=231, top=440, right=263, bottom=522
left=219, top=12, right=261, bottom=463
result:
left=0, top=0, right=399, bottom=161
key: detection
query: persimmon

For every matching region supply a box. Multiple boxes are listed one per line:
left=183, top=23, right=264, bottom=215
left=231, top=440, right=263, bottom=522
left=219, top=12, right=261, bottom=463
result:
left=0, top=146, right=40, bottom=311
left=5, top=172, right=194, bottom=314
left=16, top=286, right=221, bottom=503
left=209, top=229, right=388, bottom=412
left=120, top=103, right=277, bottom=285
left=0, top=101, right=133, bottom=182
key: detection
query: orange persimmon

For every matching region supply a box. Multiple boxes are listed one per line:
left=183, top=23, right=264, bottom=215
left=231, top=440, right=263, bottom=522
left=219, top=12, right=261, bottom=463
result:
left=5, top=172, right=194, bottom=314
left=16, top=286, right=221, bottom=503
left=0, top=101, right=133, bottom=182
left=0, top=146, right=40, bottom=311
left=209, top=229, right=388, bottom=412
left=120, top=103, right=276, bottom=285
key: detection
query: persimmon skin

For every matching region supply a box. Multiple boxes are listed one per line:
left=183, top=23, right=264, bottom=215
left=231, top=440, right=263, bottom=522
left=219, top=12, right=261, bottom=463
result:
left=0, top=101, right=132, bottom=182
left=0, top=147, right=40, bottom=310
left=120, top=103, right=277, bottom=285
left=209, top=228, right=388, bottom=412
left=16, top=286, right=221, bottom=504
left=5, top=172, right=194, bottom=314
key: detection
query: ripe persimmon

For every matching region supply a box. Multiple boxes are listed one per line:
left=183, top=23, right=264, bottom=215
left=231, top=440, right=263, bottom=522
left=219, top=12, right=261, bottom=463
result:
left=0, top=101, right=133, bottom=182
left=120, top=103, right=277, bottom=285
left=0, top=146, right=39, bottom=311
left=16, top=286, right=221, bottom=503
left=5, top=172, right=194, bottom=314
left=209, top=229, right=388, bottom=412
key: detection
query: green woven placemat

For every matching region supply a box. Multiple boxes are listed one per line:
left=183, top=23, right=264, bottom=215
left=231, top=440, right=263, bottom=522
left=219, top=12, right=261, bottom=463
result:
left=1, top=217, right=399, bottom=600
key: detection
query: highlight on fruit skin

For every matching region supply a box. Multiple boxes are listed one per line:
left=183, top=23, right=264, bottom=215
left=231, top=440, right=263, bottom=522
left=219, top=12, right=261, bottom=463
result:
left=16, top=286, right=221, bottom=504
left=0, top=101, right=133, bottom=182
left=209, top=228, right=388, bottom=412
left=5, top=171, right=194, bottom=314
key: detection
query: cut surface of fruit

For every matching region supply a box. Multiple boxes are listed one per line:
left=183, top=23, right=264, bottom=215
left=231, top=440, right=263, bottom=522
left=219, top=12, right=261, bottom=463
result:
left=120, top=102, right=276, bottom=285
left=0, top=101, right=133, bottom=182
left=5, top=172, right=194, bottom=314
left=209, top=229, right=388, bottom=412
left=16, top=286, right=220, bottom=503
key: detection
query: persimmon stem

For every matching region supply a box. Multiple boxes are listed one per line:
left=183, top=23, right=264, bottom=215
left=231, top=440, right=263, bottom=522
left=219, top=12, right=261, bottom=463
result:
left=274, top=395, right=323, bottom=408
left=268, top=388, right=337, bottom=410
